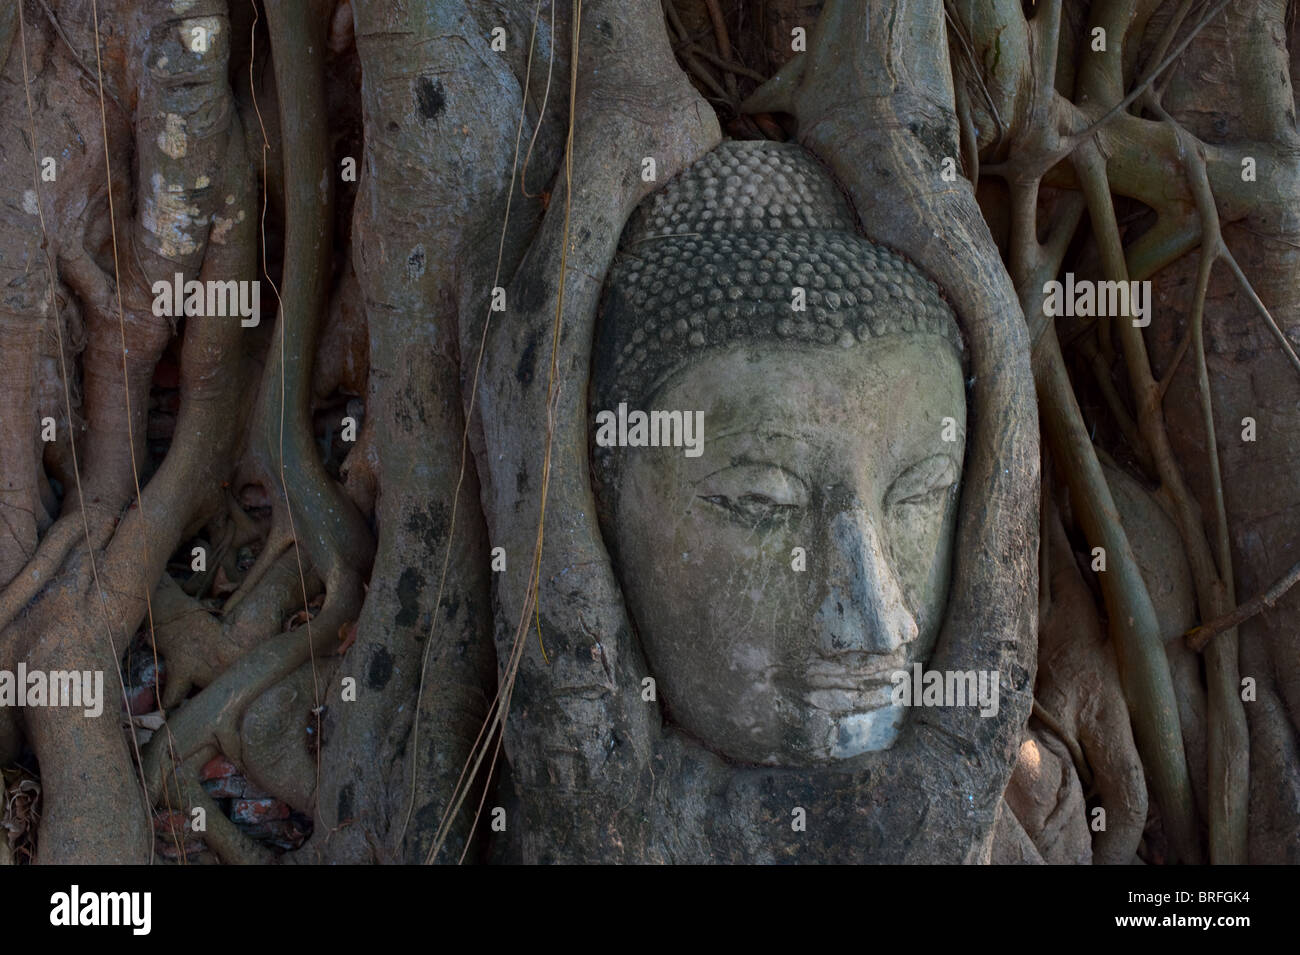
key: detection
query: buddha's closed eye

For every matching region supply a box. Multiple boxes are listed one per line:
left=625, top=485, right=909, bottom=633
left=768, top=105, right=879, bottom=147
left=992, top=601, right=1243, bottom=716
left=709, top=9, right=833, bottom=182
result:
left=884, top=454, right=959, bottom=508
left=695, top=463, right=809, bottom=525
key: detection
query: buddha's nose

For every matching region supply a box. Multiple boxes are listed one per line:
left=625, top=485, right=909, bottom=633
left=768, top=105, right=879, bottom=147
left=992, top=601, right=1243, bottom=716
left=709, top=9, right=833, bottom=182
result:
left=814, top=508, right=919, bottom=655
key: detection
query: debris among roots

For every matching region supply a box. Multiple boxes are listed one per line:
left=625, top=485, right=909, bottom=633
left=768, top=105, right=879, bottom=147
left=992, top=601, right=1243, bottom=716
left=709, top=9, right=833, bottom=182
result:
left=306, top=705, right=330, bottom=761
left=2, top=769, right=41, bottom=864
left=153, top=810, right=207, bottom=862
left=285, top=592, right=327, bottom=631
left=122, top=637, right=166, bottom=717
left=198, top=756, right=311, bottom=853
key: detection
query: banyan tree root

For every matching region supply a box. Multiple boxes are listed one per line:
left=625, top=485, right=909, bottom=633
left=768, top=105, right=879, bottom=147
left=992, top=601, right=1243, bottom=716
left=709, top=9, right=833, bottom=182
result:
left=0, top=0, right=270, bottom=860
left=449, top=0, right=722, bottom=863
left=733, top=0, right=1040, bottom=862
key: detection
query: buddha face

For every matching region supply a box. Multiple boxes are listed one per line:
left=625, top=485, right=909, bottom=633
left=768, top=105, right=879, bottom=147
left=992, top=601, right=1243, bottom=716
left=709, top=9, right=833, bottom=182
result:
left=606, top=337, right=965, bottom=766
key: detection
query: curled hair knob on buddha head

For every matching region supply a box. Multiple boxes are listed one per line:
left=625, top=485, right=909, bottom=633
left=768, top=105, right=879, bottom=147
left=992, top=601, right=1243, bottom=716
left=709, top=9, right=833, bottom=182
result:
left=592, top=140, right=964, bottom=417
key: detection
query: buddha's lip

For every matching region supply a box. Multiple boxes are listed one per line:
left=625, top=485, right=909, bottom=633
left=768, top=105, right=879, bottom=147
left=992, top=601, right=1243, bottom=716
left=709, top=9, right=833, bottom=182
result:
left=803, top=687, right=894, bottom=715
left=804, top=657, right=906, bottom=689
left=803, top=671, right=900, bottom=691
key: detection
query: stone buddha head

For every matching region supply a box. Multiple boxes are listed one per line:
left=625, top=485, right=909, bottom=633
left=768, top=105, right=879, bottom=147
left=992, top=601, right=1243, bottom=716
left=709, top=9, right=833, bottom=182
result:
left=591, top=141, right=967, bottom=767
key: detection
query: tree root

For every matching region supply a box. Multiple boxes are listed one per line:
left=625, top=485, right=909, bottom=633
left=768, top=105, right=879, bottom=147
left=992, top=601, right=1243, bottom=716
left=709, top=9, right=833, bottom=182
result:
left=1188, top=558, right=1300, bottom=652
left=152, top=553, right=324, bottom=709
left=1072, top=137, right=1247, bottom=863
left=168, top=752, right=276, bottom=866
left=447, top=0, right=720, bottom=863
left=142, top=592, right=353, bottom=804
left=742, top=0, right=1040, bottom=862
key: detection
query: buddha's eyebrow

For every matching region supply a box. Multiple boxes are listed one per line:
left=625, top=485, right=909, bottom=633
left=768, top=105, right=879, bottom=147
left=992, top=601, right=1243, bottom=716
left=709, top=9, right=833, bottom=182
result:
left=891, top=451, right=962, bottom=481
left=706, top=428, right=805, bottom=444
left=689, top=457, right=809, bottom=488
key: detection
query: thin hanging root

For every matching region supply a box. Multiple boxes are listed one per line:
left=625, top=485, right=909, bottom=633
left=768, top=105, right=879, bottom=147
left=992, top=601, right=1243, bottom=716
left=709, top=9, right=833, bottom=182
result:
left=1156, top=318, right=1194, bottom=400
left=664, top=0, right=730, bottom=103
left=702, top=0, right=736, bottom=97
left=1220, top=250, right=1300, bottom=380
left=1006, top=167, right=1198, bottom=863
left=1073, top=136, right=1248, bottom=864
left=427, top=1, right=590, bottom=859
left=399, top=0, right=557, bottom=858
left=1078, top=333, right=1154, bottom=476
left=682, top=39, right=766, bottom=83
left=1034, top=322, right=1201, bottom=864
left=1188, top=557, right=1300, bottom=651
left=1177, top=131, right=1250, bottom=866
left=984, top=0, right=1236, bottom=183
